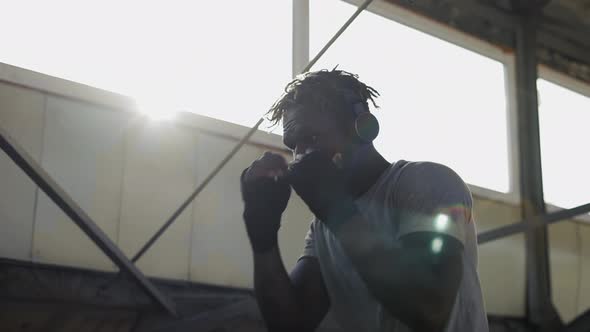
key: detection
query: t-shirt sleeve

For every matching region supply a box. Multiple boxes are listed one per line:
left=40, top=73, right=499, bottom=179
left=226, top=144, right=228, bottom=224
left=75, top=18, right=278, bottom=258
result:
left=393, top=162, right=472, bottom=245
left=299, top=219, right=318, bottom=260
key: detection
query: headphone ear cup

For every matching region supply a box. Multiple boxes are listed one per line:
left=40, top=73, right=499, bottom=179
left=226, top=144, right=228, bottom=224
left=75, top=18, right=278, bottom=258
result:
left=354, top=112, right=379, bottom=143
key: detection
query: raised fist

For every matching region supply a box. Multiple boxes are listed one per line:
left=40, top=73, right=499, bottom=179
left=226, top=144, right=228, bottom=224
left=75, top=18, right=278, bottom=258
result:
left=240, top=152, right=291, bottom=253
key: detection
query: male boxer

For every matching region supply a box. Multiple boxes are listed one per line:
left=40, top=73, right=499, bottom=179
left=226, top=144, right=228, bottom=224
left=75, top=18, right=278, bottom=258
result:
left=240, top=69, right=488, bottom=331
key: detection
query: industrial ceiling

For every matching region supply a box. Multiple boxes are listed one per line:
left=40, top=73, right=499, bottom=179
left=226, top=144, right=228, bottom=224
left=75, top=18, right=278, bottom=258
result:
left=384, top=0, right=590, bottom=84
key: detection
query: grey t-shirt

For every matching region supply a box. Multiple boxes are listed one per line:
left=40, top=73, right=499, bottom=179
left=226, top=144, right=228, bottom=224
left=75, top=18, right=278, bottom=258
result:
left=301, top=160, right=488, bottom=332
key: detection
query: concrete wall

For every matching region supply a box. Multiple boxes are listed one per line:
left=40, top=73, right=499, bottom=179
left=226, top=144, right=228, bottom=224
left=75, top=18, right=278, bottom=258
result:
left=0, top=65, right=589, bottom=323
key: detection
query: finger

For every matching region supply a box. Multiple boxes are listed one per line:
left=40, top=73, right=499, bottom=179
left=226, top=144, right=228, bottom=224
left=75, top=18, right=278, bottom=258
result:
left=288, top=149, right=332, bottom=169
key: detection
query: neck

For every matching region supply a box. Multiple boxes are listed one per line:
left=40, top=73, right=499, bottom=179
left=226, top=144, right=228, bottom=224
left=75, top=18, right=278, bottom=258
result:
left=345, top=144, right=390, bottom=198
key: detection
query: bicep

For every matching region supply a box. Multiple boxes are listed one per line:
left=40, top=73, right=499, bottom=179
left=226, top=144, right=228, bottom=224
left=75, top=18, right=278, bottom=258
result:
left=290, top=257, right=330, bottom=331
left=400, top=232, right=464, bottom=326
left=399, top=232, right=464, bottom=297
left=396, top=163, right=471, bottom=231
left=387, top=162, right=469, bottom=327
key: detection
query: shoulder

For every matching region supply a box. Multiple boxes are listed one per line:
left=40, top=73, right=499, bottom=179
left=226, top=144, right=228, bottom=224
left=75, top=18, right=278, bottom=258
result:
left=393, top=162, right=472, bottom=245
left=398, top=161, right=463, bottom=183
left=393, top=161, right=472, bottom=212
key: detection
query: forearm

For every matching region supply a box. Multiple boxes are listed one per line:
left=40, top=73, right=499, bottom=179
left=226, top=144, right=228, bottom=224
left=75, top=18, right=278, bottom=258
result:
left=253, top=247, right=304, bottom=331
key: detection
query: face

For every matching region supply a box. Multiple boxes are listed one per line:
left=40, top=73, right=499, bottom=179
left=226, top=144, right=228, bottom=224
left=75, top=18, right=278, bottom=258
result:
left=282, top=105, right=355, bottom=161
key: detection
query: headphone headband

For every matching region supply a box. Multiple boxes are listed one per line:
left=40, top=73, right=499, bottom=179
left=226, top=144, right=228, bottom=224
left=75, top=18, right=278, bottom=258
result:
left=351, top=100, right=369, bottom=117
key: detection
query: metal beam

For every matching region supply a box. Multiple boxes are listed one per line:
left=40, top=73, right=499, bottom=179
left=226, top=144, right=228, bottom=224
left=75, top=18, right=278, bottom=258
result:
left=478, top=202, right=590, bottom=244
left=0, top=124, right=177, bottom=317
left=514, top=12, right=561, bottom=330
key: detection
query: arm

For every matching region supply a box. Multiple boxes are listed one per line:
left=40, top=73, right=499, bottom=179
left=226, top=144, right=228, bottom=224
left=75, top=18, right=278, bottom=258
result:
left=240, top=151, right=330, bottom=331
left=254, top=249, right=330, bottom=332
left=288, top=154, right=468, bottom=332
left=329, top=163, right=467, bottom=331
left=332, top=217, right=463, bottom=331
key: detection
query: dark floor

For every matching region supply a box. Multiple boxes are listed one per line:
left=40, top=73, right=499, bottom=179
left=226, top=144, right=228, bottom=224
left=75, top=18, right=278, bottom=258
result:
left=0, top=259, right=532, bottom=332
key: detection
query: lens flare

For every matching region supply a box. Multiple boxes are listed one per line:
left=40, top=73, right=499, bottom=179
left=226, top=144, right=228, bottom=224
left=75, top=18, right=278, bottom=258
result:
left=435, top=214, right=450, bottom=231
left=431, top=237, right=443, bottom=253
left=135, top=96, right=178, bottom=122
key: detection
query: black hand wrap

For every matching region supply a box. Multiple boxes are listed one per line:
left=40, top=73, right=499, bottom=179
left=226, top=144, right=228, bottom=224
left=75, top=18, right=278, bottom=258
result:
left=240, top=168, right=291, bottom=253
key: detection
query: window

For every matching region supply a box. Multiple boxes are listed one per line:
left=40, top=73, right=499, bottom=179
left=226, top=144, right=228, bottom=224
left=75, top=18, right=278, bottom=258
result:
left=538, top=79, right=590, bottom=209
left=310, top=0, right=510, bottom=192
left=2, top=0, right=515, bottom=193
left=0, top=0, right=292, bottom=127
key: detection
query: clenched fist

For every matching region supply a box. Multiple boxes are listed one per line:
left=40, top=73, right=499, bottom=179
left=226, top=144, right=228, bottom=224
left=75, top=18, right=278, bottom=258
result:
left=240, top=152, right=291, bottom=253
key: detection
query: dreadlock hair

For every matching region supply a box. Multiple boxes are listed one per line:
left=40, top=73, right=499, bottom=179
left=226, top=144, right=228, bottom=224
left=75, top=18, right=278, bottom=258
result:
left=266, top=68, right=380, bottom=127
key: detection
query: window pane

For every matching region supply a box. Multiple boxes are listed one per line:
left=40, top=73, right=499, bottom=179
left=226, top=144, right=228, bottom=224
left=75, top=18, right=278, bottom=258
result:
left=538, top=79, right=590, bottom=209
left=310, top=0, right=509, bottom=192
left=0, top=0, right=292, bottom=127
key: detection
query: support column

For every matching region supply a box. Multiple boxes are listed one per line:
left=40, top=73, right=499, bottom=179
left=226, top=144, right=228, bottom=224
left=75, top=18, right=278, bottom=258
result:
left=293, top=0, right=310, bottom=76
left=514, top=12, right=561, bottom=331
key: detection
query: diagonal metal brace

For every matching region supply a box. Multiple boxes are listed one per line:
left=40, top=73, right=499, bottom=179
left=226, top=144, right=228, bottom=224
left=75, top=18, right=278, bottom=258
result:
left=478, top=202, right=590, bottom=244
left=0, top=124, right=177, bottom=316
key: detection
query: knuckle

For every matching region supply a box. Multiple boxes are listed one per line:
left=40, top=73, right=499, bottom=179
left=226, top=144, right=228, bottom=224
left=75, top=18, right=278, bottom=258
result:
left=260, top=151, right=275, bottom=160
left=259, top=152, right=287, bottom=169
left=261, top=152, right=280, bottom=162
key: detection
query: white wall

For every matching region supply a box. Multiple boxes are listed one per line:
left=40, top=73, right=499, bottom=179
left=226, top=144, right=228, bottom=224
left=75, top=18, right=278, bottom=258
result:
left=0, top=83, right=44, bottom=261
left=32, top=96, right=127, bottom=270
left=0, top=68, right=589, bottom=321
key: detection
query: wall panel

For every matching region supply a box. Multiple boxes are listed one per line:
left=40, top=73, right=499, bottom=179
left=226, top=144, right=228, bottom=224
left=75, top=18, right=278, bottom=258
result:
left=577, top=225, right=590, bottom=315
left=549, top=221, right=581, bottom=323
left=0, top=83, right=44, bottom=261
left=474, top=197, right=526, bottom=316
left=33, top=97, right=127, bottom=271
left=189, top=134, right=264, bottom=288
left=118, top=120, right=197, bottom=280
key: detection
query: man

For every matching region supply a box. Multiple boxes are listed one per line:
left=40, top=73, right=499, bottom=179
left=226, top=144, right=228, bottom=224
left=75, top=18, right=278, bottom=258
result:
left=240, top=69, right=488, bottom=332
